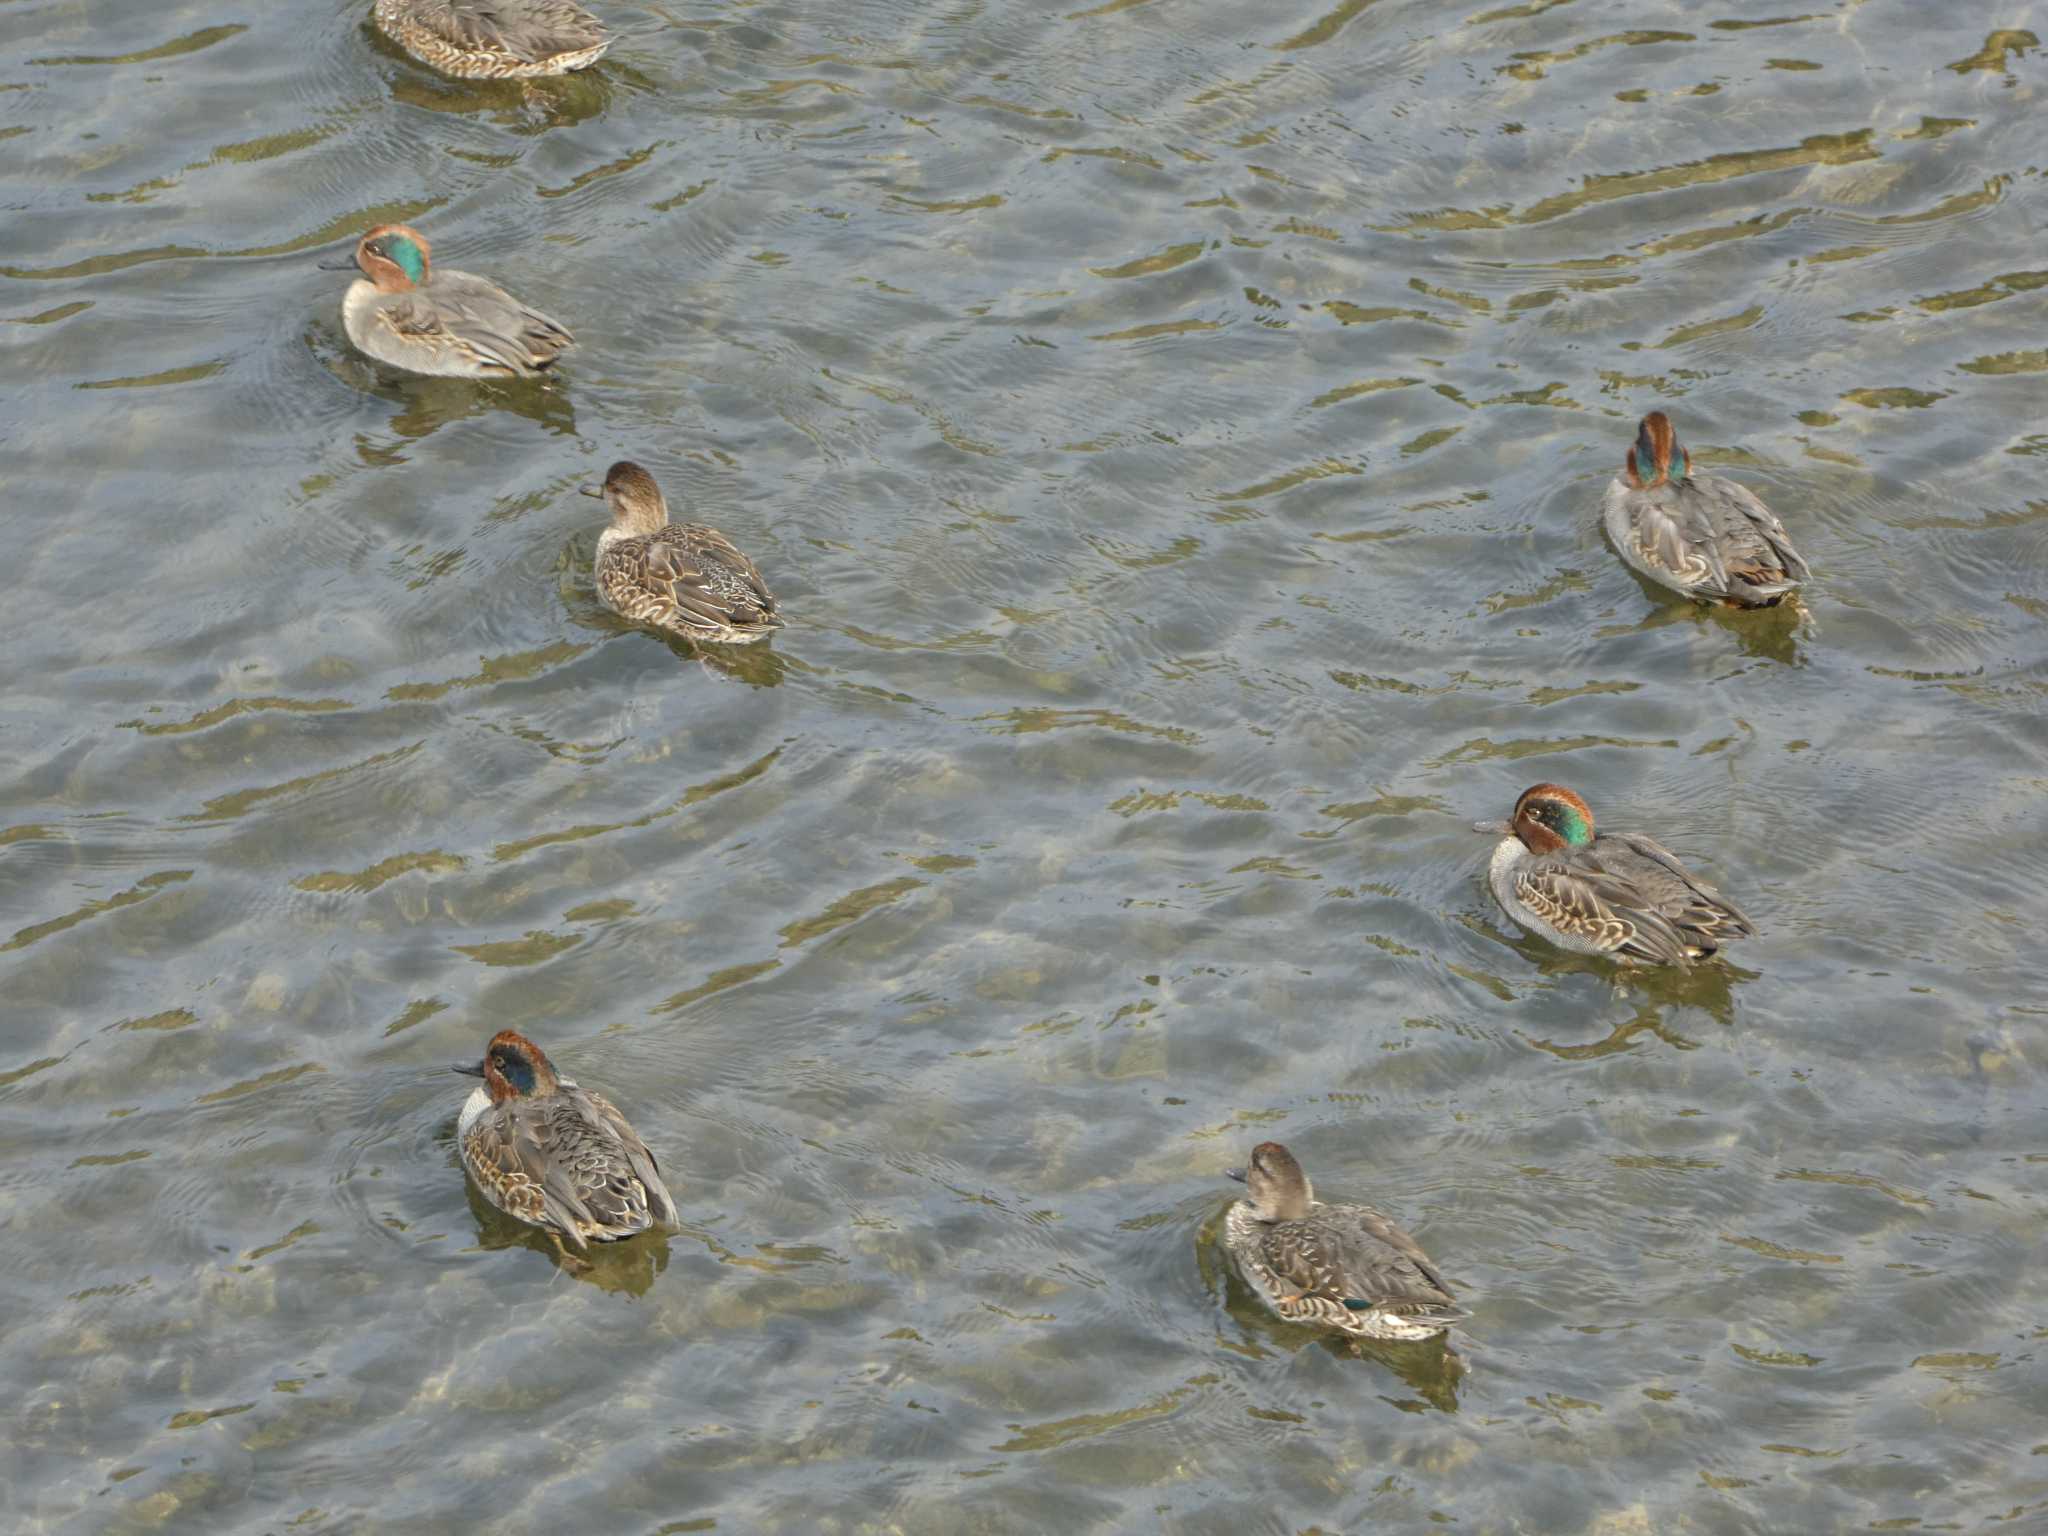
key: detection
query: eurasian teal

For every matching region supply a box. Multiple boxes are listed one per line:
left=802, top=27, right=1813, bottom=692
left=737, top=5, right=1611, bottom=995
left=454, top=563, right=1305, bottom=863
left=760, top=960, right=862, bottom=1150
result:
left=1475, top=782, right=1754, bottom=966
left=453, top=1030, right=677, bottom=1268
left=1602, top=411, right=1811, bottom=607
left=582, top=461, right=784, bottom=644
left=320, top=224, right=573, bottom=378
left=1224, top=1141, right=1459, bottom=1342
left=371, top=0, right=610, bottom=79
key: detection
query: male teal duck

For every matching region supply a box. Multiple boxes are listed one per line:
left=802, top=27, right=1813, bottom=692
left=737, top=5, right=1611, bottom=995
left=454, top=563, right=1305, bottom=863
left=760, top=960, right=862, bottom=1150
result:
left=1224, top=1141, right=1460, bottom=1342
left=453, top=1030, right=678, bottom=1268
left=1475, top=782, right=1754, bottom=966
left=582, top=461, right=784, bottom=645
left=321, top=224, right=573, bottom=378
left=1602, top=411, right=1811, bottom=607
left=371, top=0, right=611, bottom=78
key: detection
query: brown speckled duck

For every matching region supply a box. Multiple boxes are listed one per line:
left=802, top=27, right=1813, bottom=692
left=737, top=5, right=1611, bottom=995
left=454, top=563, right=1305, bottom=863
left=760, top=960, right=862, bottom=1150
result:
left=371, top=0, right=611, bottom=79
left=1475, top=782, right=1755, bottom=966
left=1224, top=1142, right=1460, bottom=1342
left=453, top=1030, right=677, bottom=1268
left=583, top=461, right=784, bottom=645
left=321, top=224, right=573, bottom=378
left=1602, top=411, right=1811, bottom=607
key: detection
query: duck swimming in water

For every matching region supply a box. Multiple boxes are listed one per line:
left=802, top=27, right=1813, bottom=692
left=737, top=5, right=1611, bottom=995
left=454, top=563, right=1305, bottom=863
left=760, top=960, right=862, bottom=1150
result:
left=370, top=0, right=611, bottom=79
left=1474, top=782, right=1755, bottom=967
left=1602, top=411, right=1811, bottom=608
left=1223, top=1141, right=1460, bottom=1342
left=453, top=1030, right=677, bottom=1269
left=321, top=223, right=573, bottom=378
left=583, top=460, right=784, bottom=645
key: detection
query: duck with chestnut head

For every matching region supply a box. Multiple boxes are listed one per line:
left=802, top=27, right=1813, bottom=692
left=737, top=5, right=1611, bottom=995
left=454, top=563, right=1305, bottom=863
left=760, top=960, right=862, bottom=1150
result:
left=1602, top=411, right=1811, bottom=608
left=371, top=0, right=611, bottom=80
left=1475, top=782, right=1754, bottom=967
left=581, top=460, right=784, bottom=645
left=452, top=1030, right=677, bottom=1269
left=1223, top=1141, right=1460, bottom=1342
left=320, top=223, right=573, bottom=378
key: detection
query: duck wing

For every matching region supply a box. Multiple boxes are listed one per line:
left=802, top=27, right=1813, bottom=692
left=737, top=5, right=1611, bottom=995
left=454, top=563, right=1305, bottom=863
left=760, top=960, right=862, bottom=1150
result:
left=1599, top=830, right=1755, bottom=953
left=1512, top=843, right=1698, bottom=966
left=413, top=269, right=573, bottom=375
left=1515, top=834, right=1751, bottom=964
left=461, top=1099, right=607, bottom=1250
left=1691, top=474, right=1811, bottom=598
left=406, top=0, right=609, bottom=62
left=1608, top=471, right=1809, bottom=604
left=532, top=1085, right=673, bottom=1239
left=578, top=1087, right=680, bottom=1229
left=1262, top=1205, right=1456, bottom=1316
left=637, top=525, right=781, bottom=633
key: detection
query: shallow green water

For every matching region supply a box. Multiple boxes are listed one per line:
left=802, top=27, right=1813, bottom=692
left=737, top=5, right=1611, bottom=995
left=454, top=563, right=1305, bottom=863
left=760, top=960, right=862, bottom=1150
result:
left=3, top=1, right=2045, bottom=1531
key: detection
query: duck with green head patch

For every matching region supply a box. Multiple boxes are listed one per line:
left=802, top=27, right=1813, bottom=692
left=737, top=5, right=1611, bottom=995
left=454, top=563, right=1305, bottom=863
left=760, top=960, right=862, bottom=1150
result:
left=1223, top=1141, right=1460, bottom=1342
left=452, top=1030, right=678, bottom=1271
left=321, top=223, right=573, bottom=378
left=1602, top=411, right=1811, bottom=608
left=371, top=0, right=611, bottom=80
left=1475, top=782, right=1755, bottom=966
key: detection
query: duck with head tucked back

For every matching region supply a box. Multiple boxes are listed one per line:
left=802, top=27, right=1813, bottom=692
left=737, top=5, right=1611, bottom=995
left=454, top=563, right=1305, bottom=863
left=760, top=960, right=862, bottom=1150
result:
left=320, top=224, right=573, bottom=378
left=1474, top=782, right=1754, bottom=967
left=371, top=0, right=611, bottom=79
left=452, top=1030, right=678, bottom=1270
left=582, top=460, right=784, bottom=645
left=1224, top=1141, right=1460, bottom=1342
left=1602, top=411, right=1811, bottom=608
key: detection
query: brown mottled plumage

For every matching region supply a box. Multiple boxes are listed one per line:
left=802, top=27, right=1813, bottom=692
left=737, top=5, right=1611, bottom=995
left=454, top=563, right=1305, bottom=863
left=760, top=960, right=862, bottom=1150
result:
left=1476, top=782, right=1755, bottom=967
left=1603, top=411, right=1811, bottom=608
left=1224, top=1142, right=1459, bottom=1341
left=371, top=0, right=610, bottom=79
left=453, top=1030, right=677, bottom=1268
left=582, top=461, right=784, bottom=645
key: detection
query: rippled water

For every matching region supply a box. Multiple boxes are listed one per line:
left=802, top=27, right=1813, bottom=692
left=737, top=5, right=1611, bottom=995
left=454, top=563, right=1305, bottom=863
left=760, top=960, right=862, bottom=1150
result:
left=5, top=0, right=2046, bottom=1530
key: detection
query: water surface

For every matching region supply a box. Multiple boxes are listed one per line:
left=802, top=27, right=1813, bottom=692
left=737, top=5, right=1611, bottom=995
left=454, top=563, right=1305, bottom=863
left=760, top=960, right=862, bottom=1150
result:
left=3, top=1, right=2045, bottom=1531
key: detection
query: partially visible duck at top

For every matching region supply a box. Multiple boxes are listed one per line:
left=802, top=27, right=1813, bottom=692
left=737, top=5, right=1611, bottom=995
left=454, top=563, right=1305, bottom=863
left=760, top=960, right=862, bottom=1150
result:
left=1223, top=1141, right=1461, bottom=1343
left=582, top=460, right=784, bottom=646
left=1475, top=782, right=1755, bottom=967
left=370, top=0, right=611, bottom=79
left=1602, top=411, right=1811, bottom=608
left=320, top=224, right=573, bottom=379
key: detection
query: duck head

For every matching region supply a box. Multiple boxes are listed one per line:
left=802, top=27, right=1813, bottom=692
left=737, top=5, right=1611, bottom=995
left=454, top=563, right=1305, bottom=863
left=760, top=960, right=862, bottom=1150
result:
left=320, top=224, right=432, bottom=292
left=1622, top=411, right=1691, bottom=491
left=1226, top=1140, right=1314, bottom=1222
left=451, top=1030, right=561, bottom=1103
left=579, top=460, right=671, bottom=537
left=1474, top=782, right=1597, bottom=855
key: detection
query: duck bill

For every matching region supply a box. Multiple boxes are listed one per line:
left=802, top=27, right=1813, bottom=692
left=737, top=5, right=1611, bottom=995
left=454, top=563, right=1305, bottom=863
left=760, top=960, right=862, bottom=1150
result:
left=1472, top=818, right=1513, bottom=836
left=577, top=484, right=605, bottom=499
left=316, top=256, right=358, bottom=271
left=1224, top=1167, right=1246, bottom=1183
left=449, top=1061, right=485, bottom=1077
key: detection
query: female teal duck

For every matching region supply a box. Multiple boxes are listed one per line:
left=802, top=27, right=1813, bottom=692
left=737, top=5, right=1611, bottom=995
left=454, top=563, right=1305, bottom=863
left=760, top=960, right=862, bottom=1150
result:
left=1224, top=1141, right=1459, bottom=1342
left=582, top=460, right=784, bottom=645
left=1602, top=411, right=1811, bottom=607
left=453, top=1030, right=678, bottom=1268
left=1475, top=782, right=1754, bottom=966
left=371, top=0, right=610, bottom=78
left=321, top=224, right=573, bottom=378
